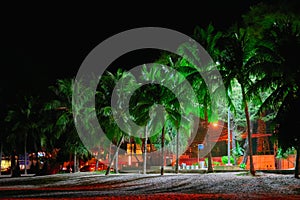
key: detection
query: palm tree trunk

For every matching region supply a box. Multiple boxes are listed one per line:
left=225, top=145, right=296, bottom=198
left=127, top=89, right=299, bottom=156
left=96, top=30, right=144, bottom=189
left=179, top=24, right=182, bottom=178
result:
left=105, top=135, right=124, bottom=176
left=206, top=133, right=213, bottom=173
left=115, top=148, right=119, bottom=174
left=133, top=142, right=140, bottom=164
left=129, top=138, right=132, bottom=166
left=242, top=88, right=255, bottom=176
left=205, top=126, right=213, bottom=172
left=143, top=126, right=148, bottom=174
left=232, top=128, right=237, bottom=165
left=204, top=103, right=213, bottom=172
left=242, top=137, right=249, bottom=164
left=108, top=143, right=112, bottom=166
left=24, top=132, right=28, bottom=175
left=74, top=150, right=77, bottom=173
left=175, top=128, right=179, bottom=174
left=161, top=125, right=165, bottom=176
left=295, top=147, right=300, bottom=179
left=95, top=146, right=100, bottom=172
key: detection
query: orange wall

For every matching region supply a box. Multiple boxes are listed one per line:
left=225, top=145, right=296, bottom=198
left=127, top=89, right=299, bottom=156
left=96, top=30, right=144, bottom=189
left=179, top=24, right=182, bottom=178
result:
left=276, top=155, right=295, bottom=169
left=238, top=155, right=296, bottom=170
left=238, top=155, right=275, bottom=170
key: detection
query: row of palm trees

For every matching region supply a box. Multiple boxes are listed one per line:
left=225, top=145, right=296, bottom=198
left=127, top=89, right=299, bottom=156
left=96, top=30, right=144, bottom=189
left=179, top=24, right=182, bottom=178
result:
left=1, top=2, right=299, bottom=178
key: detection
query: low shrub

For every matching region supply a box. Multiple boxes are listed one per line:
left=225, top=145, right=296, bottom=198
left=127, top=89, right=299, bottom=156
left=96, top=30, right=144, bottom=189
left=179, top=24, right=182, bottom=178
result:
left=221, top=156, right=234, bottom=165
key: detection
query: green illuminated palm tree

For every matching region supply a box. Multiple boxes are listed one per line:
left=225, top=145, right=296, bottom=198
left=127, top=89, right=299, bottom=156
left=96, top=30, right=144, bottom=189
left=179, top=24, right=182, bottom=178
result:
left=101, top=106, right=126, bottom=175
left=96, top=69, right=140, bottom=175
left=162, top=23, right=223, bottom=173
left=193, top=23, right=223, bottom=172
left=136, top=64, right=196, bottom=175
left=129, top=84, right=159, bottom=174
left=217, top=25, right=261, bottom=176
left=140, top=66, right=173, bottom=175
left=130, top=83, right=180, bottom=175
left=45, top=78, right=90, bottom=173
left=120, top=66, right=167, bottom=175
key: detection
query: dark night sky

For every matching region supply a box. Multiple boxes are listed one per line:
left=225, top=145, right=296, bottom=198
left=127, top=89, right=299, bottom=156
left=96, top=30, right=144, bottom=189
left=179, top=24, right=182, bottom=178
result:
left=1, top=1, right=258, bottom=104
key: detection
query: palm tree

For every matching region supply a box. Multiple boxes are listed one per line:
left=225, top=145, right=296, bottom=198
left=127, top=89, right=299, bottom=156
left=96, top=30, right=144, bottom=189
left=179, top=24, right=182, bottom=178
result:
left=192, top=23, right=224, bottom=172
left=140, top=66, right=169, bottom=175
left=5, top=95, right=41, bottom=175
left=249, top=17, right=300, bottom=178
left=129, top=85, right=161, bottom=174
left=45, top=78, right=90, bottom=173
left=160, top=24, right=225, bottom=173
left=217, top=25, right=261, bottom=176
left=96, top=69, right=140, bottom=175
left=116, top=66, right=168, bottom=175
left=139, top=63, right=198, bottom=175
left=99, top=103, right=127, bottom=175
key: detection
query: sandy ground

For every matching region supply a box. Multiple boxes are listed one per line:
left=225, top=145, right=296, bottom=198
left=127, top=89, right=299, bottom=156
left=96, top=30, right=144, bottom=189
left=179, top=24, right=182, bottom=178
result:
left=0, top=171, right=299, bottom=199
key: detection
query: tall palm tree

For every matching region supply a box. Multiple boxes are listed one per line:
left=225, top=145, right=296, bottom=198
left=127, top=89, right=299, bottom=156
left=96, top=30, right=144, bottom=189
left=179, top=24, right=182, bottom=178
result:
left=138, top=63, right=198, bottom=175
left=45, top=78, right=90, bottom=173
left=226, top=78, right=272, bottom=165
left=5, top=95, right=41, bottom=175
left=129, top=85, right=162, bottom=174
left=217, top=25, right=262, bottom=176
left=161, top=24, right=225, bottom=173
left=192, top=23, right=223, bottom=172
left=249, top=17, right=300, bottom=178
left=96, top=69, right=140, bottom=175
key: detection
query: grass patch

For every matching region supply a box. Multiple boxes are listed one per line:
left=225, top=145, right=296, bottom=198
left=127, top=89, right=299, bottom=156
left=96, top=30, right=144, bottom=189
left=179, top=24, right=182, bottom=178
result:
left=235, top=171, right=251, bottom=176
left=94, top=170, right=116, bottom=174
